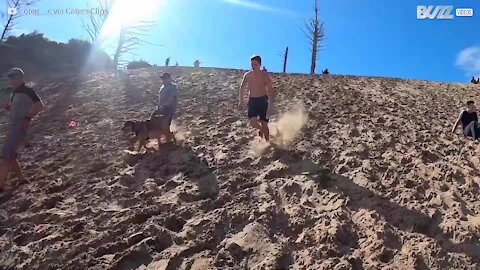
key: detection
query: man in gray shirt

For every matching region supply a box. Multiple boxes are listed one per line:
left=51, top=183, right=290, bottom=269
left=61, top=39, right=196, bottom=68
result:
left=152, top=72, right=177, bottom=131
left=0, top=68, right=44, bottom=192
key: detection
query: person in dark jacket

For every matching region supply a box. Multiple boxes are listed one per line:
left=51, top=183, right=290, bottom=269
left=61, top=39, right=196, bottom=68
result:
left=451, top=100, right=479, bottom=140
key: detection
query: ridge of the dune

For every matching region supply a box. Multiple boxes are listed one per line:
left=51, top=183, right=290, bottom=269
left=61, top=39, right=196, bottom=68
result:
left=0, top=67, right=479, bottom=269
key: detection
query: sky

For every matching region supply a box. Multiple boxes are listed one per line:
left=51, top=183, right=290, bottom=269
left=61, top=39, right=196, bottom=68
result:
left=2, top=0, right=480, bottom=83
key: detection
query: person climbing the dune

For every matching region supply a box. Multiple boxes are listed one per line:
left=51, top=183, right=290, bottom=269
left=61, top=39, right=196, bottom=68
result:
left=451, top=100, right=479, bottom=141
left=152, top=72, right=178, bottom=133
left=0, top=68, right=44, bottom=192
left=238, top=55, right=276, bottom=142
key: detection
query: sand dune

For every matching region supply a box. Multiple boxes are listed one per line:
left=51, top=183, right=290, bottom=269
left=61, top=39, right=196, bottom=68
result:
left=0, top=67, right=479, bottom=269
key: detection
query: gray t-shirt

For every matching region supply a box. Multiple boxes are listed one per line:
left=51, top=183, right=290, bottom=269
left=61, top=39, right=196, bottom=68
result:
left=158, top=82, right=178, bottom=115
left=8, top=84, right=41, bottom=130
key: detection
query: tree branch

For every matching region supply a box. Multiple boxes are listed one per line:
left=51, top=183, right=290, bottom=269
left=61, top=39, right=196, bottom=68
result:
left=2, top=0, right=40, bottom=41
left=80, top=0, right=110, bottom=46
left=302, top=0, right=326, bottom=75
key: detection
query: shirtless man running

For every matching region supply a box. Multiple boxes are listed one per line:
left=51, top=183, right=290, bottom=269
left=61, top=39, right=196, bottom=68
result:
left=238, top=55, right=275, bottom=141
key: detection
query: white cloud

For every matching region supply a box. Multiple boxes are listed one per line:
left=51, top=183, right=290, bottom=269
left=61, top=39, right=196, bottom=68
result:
left=220, top=0, right=295, bottom=16
left=456, top=46, right=480, bottom=77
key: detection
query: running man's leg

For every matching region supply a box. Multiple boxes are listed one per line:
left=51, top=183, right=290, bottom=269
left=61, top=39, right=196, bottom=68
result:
left=249, top=118, right=262, bottom=129
left=260, top=121, right=269, bottom=141
left=248, top=98, right=263, bottom=137
left=248, top=118, right=263, bottom=138
left=258, top=96, right=270, bottom=141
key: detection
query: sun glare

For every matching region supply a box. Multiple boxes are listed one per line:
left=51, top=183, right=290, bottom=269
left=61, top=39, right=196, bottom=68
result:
left=100, top=0, right=162, bottom=38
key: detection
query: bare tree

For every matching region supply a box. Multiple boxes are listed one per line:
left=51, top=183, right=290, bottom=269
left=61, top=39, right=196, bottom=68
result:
left=81, top=0, right=111, bottom=47
left=112, top=23, right=126, bottom=72
left=277, top=46, right=289, bottom=73
left=112, top=20, right=161, bottom=73
left=1, top=0, right=39, bottom=41
left=302, top=0, right=325, bottom=75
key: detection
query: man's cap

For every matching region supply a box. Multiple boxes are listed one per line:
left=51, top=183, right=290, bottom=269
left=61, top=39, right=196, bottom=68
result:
left=7, top=68, right=24, bottom=78
left=160, top=72, right=171, bottom=79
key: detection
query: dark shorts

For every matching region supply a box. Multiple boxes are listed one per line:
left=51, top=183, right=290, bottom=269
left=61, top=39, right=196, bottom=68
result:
left=151, top=107, right=174, bottom=126
left=248, top=96, right=269, bottom=122
left=2, top=128, right=27, bottom=160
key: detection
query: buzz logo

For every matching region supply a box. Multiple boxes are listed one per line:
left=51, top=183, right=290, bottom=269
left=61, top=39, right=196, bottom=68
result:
left=417, top=6, right=454, bottom=19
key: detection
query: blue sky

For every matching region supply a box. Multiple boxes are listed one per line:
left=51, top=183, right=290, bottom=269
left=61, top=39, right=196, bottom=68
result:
left=3, top=0, right=480, bottom=82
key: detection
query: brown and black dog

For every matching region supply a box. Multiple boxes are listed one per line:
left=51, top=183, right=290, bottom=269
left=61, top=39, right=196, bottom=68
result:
left=122, top=115, right=176, bottom=152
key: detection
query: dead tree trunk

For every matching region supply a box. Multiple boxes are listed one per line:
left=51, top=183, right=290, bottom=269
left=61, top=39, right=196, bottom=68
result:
left=310, top=41, right=317, bottom=75
left=302, top=0, right=325, bottom=75
left=112, top=25, right=126, bottom=74
left=278, top=46, right=289, bottom=73
left=283, top=46, right=288, bottom=73
left=112, top=20, right=161, bottom=74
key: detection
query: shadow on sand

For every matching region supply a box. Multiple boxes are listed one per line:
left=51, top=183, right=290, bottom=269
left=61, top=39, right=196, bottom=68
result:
left=118, top=71, right=153, bottom=107
left=127, top=143, right=219, bottom=202
left=271, top=148, right=480, bottom=266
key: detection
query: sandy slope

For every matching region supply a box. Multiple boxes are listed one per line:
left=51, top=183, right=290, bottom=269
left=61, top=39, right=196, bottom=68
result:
left=0, top=67, right=479, bottom=269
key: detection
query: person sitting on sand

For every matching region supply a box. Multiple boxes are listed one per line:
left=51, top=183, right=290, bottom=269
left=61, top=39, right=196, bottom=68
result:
left=0, top=68, right=44, bottom=192
left=238, top=55, right=276, bottom=142
left=451, top=100, right=479, bottom=140
left=152, top=72, right=177, bottom=133
left=471, top=76, right=478, bottom=84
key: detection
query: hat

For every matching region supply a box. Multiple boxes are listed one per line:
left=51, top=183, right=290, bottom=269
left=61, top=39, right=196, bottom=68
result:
left=160, top=72, right=171, bottom=79
left=7, top=68, right=24, bottom=78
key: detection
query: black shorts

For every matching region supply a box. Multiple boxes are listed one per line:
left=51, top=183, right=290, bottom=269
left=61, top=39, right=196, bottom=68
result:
left=248, top=96, right=269, bottom=122
left=151, top=106, right=174, bottom=126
